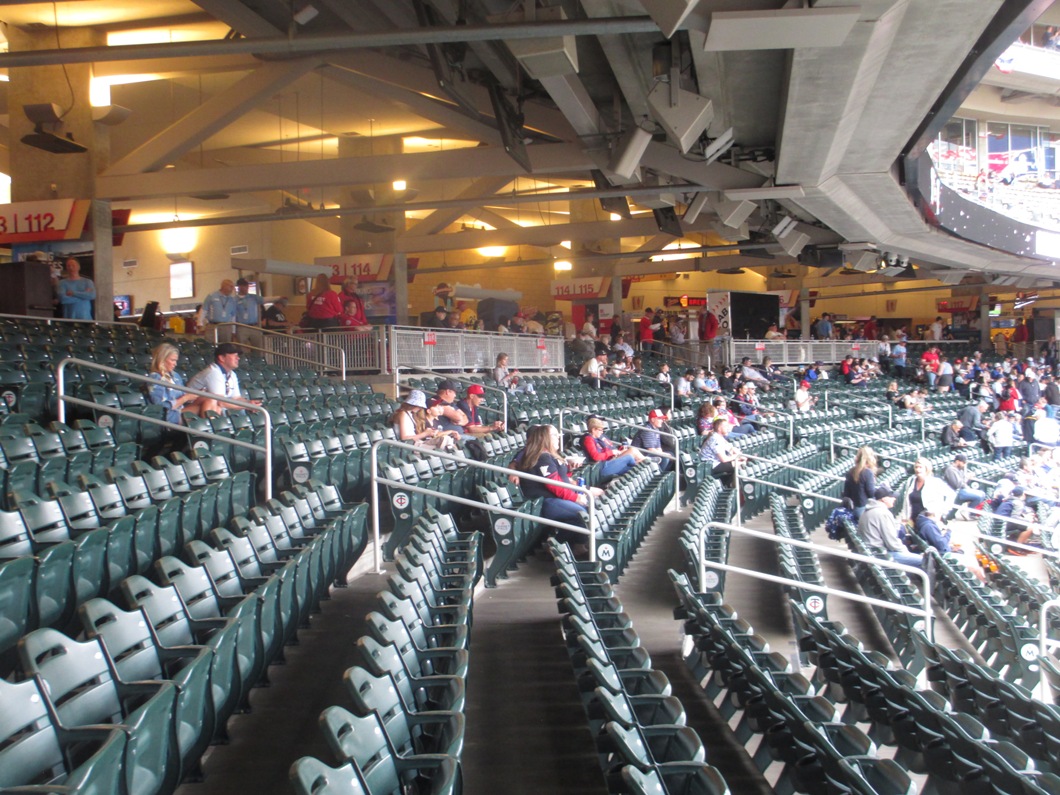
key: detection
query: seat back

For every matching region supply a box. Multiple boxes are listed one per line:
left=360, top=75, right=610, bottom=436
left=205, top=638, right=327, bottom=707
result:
left=319, top=706, right=404, bottom=792
left=343, top=665, right=415, bottom=753
left=154, top=556, right=224, bottom=620
left=121, top=574, right=197, bottom=646
left=290, top=756, right=368, bottom=795
left=79, top=597, right=165, bottom=682
left=0, top=509, right=33, bottom=558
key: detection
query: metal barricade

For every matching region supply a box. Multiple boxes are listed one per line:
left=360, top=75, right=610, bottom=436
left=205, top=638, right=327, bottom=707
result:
left=216, top=322, right=351, bottom=378
left=728, top=339, right=881, bottom=367
left=388, top=326, right=565, bottom=373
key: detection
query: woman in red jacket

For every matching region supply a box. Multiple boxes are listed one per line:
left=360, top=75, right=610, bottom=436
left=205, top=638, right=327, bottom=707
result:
left=582, top=416, right=645, bottom=480
left=302, top=274, right=343, bottom=329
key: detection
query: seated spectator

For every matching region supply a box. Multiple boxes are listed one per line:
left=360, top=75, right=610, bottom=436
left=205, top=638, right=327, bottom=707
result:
left=493, top=352, right=535, bottom=394
left=994, top=486, right=1039, bottom=551
left=987, top=411, right=1017, bottom=459
left=656, top=362, right=672, bottom=387
left=339, top=298, right=372, bottom=330
left=631, top=408, right=675, bottom=472
left=390, top=390, right=458, bottom=450
left=455, top=384, right=504, bottom=433
left=579, top=351, right=608, bottom=388
left=1033, top=408, right=1060, bottom=447
left=712, top=396, right=756, bottom=439
left=428, top=379, right=471, bottom=437
left=942, top=453, right=986, bottom=515
left=760, top=356, right=786, bottom=383
left=691, top=367, right=715, bottom=394
left=940, top=419, right=970, bottom=450
left=718, top=367, right=736, bottom=392
left=146, top=343, right=196, bottom=424
left=738, top=356, right=771, bottom=391
left=675, top=369, right=694, bottom=406
left=514, top=425, right=603, bottom=548
left=696, top=402, right=718, bottom=435
left=699, top=417, right=743, bottom=487
left=185, top=343, right=262, bottom=417
left=858, top=485, right=923, bottom=569
left=263, top=297, right=291, bottom=331
left=915, top=509, right=985, bottom=581
left=582, top=417, right=646, bottom=480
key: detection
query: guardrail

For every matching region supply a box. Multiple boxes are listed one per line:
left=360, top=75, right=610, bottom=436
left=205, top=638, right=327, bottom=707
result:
left=599, top=377, right=674, bottom=416
left=730, top=397, right=795, bottom=447
left=369, top=438, right=597, bottom=574
left=558, top=407, right=679, bottom=512
left=725, top=339, right=881, bottom=367
left=828, top=431, right=1001, bottom=488
left=55, top=357, right=274, bottom=500
left=696, top=520, right=934, bottom=642
left=1040, top=599, right=1060, bottom=700
left=732, top=453, right=844, bottom=525
left=395, top=367, right=508, bottom=433
left=213, top=322, right=349, bottom=379
left=389, top=325, right=564, bottom=374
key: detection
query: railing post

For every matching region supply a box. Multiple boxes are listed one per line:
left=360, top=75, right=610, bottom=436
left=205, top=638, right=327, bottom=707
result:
left=57, top=360, right=68, bottom=424
left=732, top=460, right=742, bottom=526
left=370, top=442, right=383, bottom=574
left=1040, top=599, right=1060, bottom=702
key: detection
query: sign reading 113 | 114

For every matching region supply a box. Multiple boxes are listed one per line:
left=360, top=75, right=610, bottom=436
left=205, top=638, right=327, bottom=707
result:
left=0, top=199, right=91, bottom=245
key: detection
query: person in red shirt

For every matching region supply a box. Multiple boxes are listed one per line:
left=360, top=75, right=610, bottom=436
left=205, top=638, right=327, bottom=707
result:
left=700, top=309, right=719, bottom=342
left=302, top=274, right=343, bottom=329
left=582, top=416, right=645, bottom=480
left=920, top=345, right=940, bottom=389
left=862, top=315, right=878, bottom=341
left=338, top=275, right=372, bottom=331
left=640, top=308, right=657, bottom=352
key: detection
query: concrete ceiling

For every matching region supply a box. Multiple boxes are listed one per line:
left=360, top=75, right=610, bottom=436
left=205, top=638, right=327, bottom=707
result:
left=0, top=0, right=1056, bottom=284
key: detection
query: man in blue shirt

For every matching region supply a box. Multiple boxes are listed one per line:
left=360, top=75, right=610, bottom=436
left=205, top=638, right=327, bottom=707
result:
left=234, top=277, right=265, bottom=348
left=891, top=340, right=908, bottom=376
left=57, top=258, right=95, bottom=319
left=202, top=279, right=238, bottom=340
left=816, top=312, right=833, bottom=339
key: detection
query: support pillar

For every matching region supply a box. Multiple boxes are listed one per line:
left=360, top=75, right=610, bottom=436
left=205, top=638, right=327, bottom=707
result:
left=799, top=288, right=811, bottom=340
left=980, top=288, right=992, bottom=352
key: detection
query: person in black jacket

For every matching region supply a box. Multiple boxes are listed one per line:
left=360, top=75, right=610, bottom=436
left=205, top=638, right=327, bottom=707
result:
left=843, top=446, right=878, bottom=520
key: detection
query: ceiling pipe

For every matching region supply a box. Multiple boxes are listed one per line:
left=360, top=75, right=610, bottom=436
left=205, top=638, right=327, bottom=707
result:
left=0, top=17, right=663, bottom=69
left=114, top=183, right=719, bottom=234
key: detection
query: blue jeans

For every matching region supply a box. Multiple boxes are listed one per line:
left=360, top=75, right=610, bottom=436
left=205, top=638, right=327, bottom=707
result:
left=542, top=497, right=589, bottom=544
left=954, top=487, right=986, bottom=507
left=888, top=550, right=924, bottom=569
left=599, top=454, right=637, bottom=480
left=994, top=447, right=1012, bottom=460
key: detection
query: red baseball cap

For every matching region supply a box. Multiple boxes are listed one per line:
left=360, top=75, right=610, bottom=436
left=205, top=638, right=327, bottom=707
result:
left=648, top=409, right=668, bottom=420
left=467, top=384, right=485, bottom=395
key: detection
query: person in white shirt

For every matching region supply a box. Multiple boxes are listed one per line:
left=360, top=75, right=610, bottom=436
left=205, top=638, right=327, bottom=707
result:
left=1034, top=409, right=1060, bottom=447
left=657, top=363, right=672, bottom=385
left=670, top=318, right=686, bottom=345
left=580, top=351, right=608, bottom=388
left=929, top=316, right=944, bottom=341
left=613, top=333, right=634, bottom=359
left=794, top=380, right=815, bottom=412
left=765, top=323, right=785, bottom=341
left=185, top=342, right=262, bottom=416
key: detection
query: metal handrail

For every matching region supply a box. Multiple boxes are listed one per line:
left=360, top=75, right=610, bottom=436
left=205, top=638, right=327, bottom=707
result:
left=396, top=367, right=508, bottom=433
left=0, top=311, right=130, bottom=328
left=963, top=506, right=1060, bottom=552
left=369, top=438, right=597, bottom=574
left=740, top=452, right=845, bottom=482
left=1040, top=599, right=1060, bottom=700
left=652, top=340, right=705, bottom=370
left=598, top=377, right=675, bottom=416
left=731, top=460, right=841, bottom=527
left=728, top=396, right=795, bottom=446
left=828, top=436, right=1002, bottom=489
left=214, top=322, right=348, bottom=379
left=698, top=520, right=934, bottom=641
left=558, top=407, right=680, bottom=512
left=55, top=357, right=274, bottom=500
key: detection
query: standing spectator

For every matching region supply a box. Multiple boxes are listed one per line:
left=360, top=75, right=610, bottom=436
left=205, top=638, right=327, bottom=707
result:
left=843, top=446, right=878, bottom=519
left=57, top=258, right=96, bottom=320
left=302, top=274, right=343, bottom=329
left=862, top=315, right=878, bottom=341
left=652, top=310, right=667, bottom=349
left=263, top=297, right=291, bottom=332
left=185, top=343, right=261, bottom=416
left=700, top=309, right=719, bottom=345
left=234, top=277, right=265, bottom=347
left=815, top=312, right=833, bottom=340
left=581, top=311, right=597, bottom=338
left=669, top=317, right=686, bottom=345
left=338, top=276, right=372, bottom=330
left=640, top=307, right=659, bottom=352
left=929, top=316, right=944, bottom=341
left=145, top=343, right=196, bottom=424
left=891, top=339, right=907, bottom=377
left=202, top=278, right=238, bottom=336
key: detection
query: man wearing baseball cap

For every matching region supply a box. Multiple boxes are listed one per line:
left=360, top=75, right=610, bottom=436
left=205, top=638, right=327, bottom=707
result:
left=456, top=384, right=503, bottom=433
left=185, top=342, right=261, bottom=416
left=429, top=379, right=471, bottom=435
left=631, top=408, right=675, bottom=472
left=857, top=484, right=923, bottom=568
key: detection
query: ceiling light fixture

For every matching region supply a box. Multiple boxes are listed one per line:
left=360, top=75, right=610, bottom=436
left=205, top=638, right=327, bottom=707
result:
left=553, top=259, right=572, bottom=272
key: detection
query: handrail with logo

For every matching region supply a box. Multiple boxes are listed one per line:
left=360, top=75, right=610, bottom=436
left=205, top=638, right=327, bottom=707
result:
left=55, top=357, right=274, bottom=500
left=698, top=520, right=934, bottom=642
left=1039, top=599, right=1060, bottom=700
left=369, top=438, right=597, bottom=574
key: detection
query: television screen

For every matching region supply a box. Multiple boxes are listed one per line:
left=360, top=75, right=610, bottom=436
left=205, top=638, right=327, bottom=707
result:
left=989, top=303, right=1002, bottom=316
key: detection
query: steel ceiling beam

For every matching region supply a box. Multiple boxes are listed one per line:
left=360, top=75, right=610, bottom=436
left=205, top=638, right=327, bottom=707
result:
left=0, top=17, right=664, bottom=68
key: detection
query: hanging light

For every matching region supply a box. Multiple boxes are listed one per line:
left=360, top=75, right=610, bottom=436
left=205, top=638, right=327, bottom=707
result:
left=553, top=259, right=572, bottom=272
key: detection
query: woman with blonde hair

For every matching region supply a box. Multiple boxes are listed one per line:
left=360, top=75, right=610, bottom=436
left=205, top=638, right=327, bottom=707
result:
left=301, top=273, right=343, bottom=329
left=901, top=456, right=955, bottom=522
left=145, top=343, right=195, bottom=424
left=582, top=416, right=645, bottom=480
left=843, top=446, right=878, bottom=519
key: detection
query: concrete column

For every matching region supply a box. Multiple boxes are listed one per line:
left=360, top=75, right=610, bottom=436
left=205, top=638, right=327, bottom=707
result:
left=980, top=288, right=992, bottom=351
left=8, top=26, right=113, bottom=318
left=799, top=288, right=811, bottom=340
left=338, top=134, right=408, bottom=323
